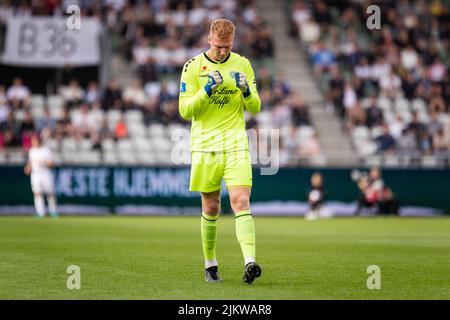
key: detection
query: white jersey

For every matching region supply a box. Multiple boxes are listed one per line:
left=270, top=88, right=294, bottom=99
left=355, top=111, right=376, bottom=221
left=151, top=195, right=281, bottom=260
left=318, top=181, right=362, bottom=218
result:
left=29, top=146, right=55, bottom=194
left=29, top=146, right=53, bottom=175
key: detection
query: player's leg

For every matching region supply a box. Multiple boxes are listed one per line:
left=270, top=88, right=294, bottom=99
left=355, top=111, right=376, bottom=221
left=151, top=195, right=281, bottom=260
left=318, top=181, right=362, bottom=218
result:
left=189, top=151, right=224, bottom=282
left=31, top=174, right=46, bottom=218
left=44, top=172, right=58, bottom=218
left=201, top=190, right=222, bottom=281
left=225, top=151, right=261, bottom=284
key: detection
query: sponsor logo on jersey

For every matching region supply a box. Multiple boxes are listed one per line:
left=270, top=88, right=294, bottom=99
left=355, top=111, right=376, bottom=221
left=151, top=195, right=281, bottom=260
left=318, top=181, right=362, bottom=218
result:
left=180, top=82, right=186, bottom=93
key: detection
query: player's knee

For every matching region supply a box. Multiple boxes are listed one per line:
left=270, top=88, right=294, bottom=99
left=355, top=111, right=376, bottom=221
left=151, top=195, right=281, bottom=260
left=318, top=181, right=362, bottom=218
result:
left=231, top=195, right=250, bottom=212
left=203, top=199, right=221, bottom=215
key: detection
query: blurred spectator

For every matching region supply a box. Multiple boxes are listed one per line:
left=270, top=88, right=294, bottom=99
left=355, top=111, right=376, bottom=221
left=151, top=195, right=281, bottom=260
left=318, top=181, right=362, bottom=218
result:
left=398, top=127, right=419, bottom=159
left=0, top=100, right=9, bottom=126
left=139, top=57, right=159, bottom=85
left=365, top=97, right=384, bottom=129
left=60, top=79, right=84, bottom=108
left=6, top=77, right=30, bottom=109
left=98, top=118, right=113, bottom=140
left=19, top=109, right=35, bottom=150
left=123, top=79, right=146, bottom=108
left=114, top=113, right=128, bottom=140
left=36, top=108, right=56, bottom=133
left=300, top=16, right=320, bottom=43
left=305, top=172, right=332, bottom=220
left=72, top=103, right=96, bottom=138
left=300, top=132, right=321, bottom=159
left=379, top=70, right=401, bottom=98
left=102, top=79, right=122, bottom=110
left=433, top=127, right=450, bottom=158
left=311, top=42, right=337, bottom=75
left=375, top=124, right=396, bottom=154
left=354, top=167, right=399, bottom=215
left=291, top=94, right=311, bottom=126
left=85, top=81, right=100, bottom=105
left=389, top=114, right=405, bottom=140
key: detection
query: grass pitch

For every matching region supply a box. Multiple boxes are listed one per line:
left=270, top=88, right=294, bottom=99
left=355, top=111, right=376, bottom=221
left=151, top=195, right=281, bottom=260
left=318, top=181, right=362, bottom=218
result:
left=0, top=215, right=449, bottom=300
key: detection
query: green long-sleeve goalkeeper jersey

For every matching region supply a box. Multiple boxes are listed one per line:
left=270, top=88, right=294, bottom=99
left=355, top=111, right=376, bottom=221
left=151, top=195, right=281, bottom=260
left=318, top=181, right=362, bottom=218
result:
left=178, top=51, right=261, bottom=152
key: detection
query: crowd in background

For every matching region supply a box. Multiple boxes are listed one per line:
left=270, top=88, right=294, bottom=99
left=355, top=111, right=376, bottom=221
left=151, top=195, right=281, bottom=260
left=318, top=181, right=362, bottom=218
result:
left=0, top=0, right=319, bottom=165
left=290, top=0, right=450, bottom=162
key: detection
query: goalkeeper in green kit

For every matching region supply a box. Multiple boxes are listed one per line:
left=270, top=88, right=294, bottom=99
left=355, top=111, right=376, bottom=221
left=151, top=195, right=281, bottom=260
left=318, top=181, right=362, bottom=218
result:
left=178, top=19, right=262, bottom=284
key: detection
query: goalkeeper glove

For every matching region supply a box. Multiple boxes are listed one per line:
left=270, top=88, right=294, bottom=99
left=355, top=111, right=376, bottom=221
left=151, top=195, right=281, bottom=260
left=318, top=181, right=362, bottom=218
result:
left=204, top=70, right=223, bottom=97
left=231, top=71, right=251, bottom=98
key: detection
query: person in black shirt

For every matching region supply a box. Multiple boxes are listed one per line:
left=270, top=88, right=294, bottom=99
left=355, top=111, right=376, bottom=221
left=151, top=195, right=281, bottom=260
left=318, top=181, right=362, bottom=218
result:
left=305, top=172, right=333, bottom=220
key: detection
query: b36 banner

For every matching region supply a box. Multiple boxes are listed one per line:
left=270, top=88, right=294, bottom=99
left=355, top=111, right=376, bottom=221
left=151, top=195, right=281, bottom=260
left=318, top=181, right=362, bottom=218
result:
left=2, top=17, right=101, bottom=67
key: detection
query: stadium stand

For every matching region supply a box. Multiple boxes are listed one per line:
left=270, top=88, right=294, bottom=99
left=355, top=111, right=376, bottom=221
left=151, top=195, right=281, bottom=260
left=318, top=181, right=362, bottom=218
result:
left=0, top=0, right=323, bottom=167
left=288, top=0, right=450, bottom=167
left=1, top=0, right=449, bottom=168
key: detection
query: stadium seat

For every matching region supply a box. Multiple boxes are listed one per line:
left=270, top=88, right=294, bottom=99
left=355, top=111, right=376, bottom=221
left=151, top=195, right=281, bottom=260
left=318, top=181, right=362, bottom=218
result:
left=79, top=139, right=93, bottom=151
left=8, top=150, right=26, bottom=163
left=358, top=142, right=378, bottom=157
left=411, top=98, right=427, bottom=113
left=30, top=94, right=45, bottom=109
left=133, top=137, right=152, bottom=151
left=117, top=152, right=137, bottom=164
left=47, top=95, right=64, bottom=110
left=102, top=138, right=115, bottom=151
left=31, top=104, right=45, bottom=119
left=153, top=137, right=172, bottom=152
left=78, top=151, right=101, bottom=165
left=377, top=96, right=392, bottom=111
left=107, top=110, right=122, bottom=129
left=49, top=104, right=64, bottom=120
left=125, top=110, right=143, bottom=125
left=296, top=126, right=314, bottom=143
left=364, top=155, right=382, bottom=167
left=128, top=124, right=147, bottom=137
left=383, top=155, right=400, bottom=167
left=0, top=151, right=6, bottom=164
left=144, top=82, right=162, bottom=98
left=417, top=112, right=430, bottom=123
left=45, top=139, right=59, bottom=152
left=89, top=109, right=105, bottom=124
left=61, top=137, right=78, bottom=151
left=13, top=109, right=25, bottom=121
left=136, top=151, right=156, bottom=165
left=371, top=126, right=383, bottom=138
left=352, top=126, right=370, bottom=142
left=421, top=155, right=440, bottom=168
left=148, top=124, right=166, bottom=138
left=61, top=151, right=80, bottom=164
left=394, top=97, right=410, bottom=114
left=382, top=110, right=395, bottom=123
left=116, top=139, right=134, bottom=152
left=103, top=151, right=118, bottom=164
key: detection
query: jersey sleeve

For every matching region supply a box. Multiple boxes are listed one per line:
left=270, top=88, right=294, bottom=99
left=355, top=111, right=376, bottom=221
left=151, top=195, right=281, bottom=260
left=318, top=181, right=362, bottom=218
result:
left=178, top=58, right=209, bottom=120
left=243, top=58, right=261, bottom=114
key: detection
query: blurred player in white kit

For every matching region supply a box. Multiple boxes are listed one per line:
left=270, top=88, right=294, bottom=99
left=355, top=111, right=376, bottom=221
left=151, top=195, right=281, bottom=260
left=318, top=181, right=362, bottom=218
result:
left=24, top=135, right=58, bottom=218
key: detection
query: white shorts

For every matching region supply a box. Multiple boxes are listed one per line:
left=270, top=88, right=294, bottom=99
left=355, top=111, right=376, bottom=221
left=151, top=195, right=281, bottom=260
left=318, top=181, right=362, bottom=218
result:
left=31, top=171, right=55, bottom=194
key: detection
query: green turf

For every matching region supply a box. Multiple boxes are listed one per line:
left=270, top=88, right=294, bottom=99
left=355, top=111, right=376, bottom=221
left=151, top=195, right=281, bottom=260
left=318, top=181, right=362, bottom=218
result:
left=0, top=216, right=449, bottom=299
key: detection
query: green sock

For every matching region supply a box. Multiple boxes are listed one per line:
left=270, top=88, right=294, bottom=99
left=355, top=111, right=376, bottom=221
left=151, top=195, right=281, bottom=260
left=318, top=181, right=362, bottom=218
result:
left=235, top=210, right=256, bottom=260
left=201, top=212, right=218, bottom=262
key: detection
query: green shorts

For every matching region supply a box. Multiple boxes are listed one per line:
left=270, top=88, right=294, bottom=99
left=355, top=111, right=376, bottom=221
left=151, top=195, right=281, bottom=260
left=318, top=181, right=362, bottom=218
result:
left=189, top=150, right=253, bottom=193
